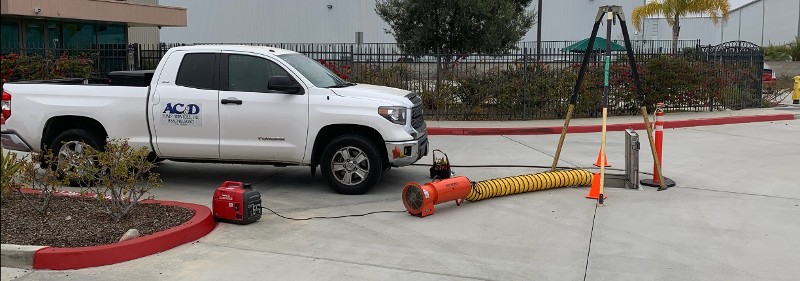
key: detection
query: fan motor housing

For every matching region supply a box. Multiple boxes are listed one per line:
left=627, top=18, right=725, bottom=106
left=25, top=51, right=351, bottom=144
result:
left=402, top=176, right=471, bottom=217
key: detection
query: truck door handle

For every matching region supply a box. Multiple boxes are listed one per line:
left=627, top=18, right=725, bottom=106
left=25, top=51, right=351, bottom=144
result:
left=221, top=98, right=242, bottom=105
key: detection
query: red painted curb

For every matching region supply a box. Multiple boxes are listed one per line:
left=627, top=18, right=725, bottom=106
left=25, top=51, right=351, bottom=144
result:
left=427, top=114, right=795, bottom=135
left=32, top=200, right=216, bottom=270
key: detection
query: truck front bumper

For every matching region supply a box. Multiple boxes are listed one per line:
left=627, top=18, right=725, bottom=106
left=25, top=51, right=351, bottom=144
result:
left=1, top=130, right=33, bottom=152
left=385, top=136, right=428, bottom=167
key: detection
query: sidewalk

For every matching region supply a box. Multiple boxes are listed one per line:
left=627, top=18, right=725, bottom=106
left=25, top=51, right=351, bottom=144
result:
left=427, top=107, right=798, bottom=135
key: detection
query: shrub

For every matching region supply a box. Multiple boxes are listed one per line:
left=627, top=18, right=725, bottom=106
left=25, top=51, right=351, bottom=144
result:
left=317, top=59, right=351, bottom=80
left=788, top=36, right=800, bottom=61
left=764, top=44, right=792, bottom=61
left=0, top=149, right=26, bottom=197
left=762, top=76, right=795, bottom=106
left=69, top=139, right=161, bottom=221
left=15, top=150, right=68, bottom=217
left=351, top=64, right=413, bottom=89
left=0, top=52, right=94, bottom=86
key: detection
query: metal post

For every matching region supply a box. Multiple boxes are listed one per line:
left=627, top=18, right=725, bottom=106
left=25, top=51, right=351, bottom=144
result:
left=598, top=7, right=614, bottom=206
left=624, top=128, right=641, bottom=190
left=523, top=47, right=528, bottom=119
left=536, top=0, right=542, bottom=63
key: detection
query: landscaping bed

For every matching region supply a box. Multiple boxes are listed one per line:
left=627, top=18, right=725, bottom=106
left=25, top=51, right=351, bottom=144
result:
left=1, top=194, right=194, bottom=248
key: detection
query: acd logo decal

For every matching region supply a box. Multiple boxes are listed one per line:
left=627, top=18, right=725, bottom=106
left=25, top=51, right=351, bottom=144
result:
left=163, top=103, right=200, bottom=114
left=161, top=102, right=202, bottom=127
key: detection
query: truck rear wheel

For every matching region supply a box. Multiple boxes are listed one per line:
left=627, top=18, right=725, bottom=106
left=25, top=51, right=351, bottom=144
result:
left=320, top=134, right=383, bottom=195
left=49, top=129, right=104, bottom=187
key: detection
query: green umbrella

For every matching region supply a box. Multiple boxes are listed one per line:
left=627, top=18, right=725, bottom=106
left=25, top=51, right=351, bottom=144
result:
left=561, top=37, right=626, bottom=53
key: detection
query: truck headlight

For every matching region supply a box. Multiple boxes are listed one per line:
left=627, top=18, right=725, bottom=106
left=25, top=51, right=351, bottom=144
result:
left=378, top=106, right=407, bottom=125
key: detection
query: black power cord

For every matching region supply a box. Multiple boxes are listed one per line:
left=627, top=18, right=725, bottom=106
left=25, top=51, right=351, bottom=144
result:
left=411, top=163, right=580, bottom=170
left=260, top=206, right=406, bottom=221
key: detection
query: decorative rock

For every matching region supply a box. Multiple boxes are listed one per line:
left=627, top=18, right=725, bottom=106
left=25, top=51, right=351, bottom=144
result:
left=118, top=229, right=141, bottom=243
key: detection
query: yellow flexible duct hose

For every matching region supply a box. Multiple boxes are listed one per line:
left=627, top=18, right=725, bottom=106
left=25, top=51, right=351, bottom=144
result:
left=466, top=169, right=593, bottom=201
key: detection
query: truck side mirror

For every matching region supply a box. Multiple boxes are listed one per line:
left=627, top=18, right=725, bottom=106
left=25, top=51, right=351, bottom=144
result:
left=268, top=76, right=303, bottom=94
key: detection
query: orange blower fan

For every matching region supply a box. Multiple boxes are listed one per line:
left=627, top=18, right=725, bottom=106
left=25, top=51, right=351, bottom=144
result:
left=402, top=176, right=472, bottom=217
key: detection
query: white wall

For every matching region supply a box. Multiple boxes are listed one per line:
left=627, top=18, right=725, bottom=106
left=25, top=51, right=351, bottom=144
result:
left=159, top=0, right=648, bottom=43
left=721, top=0, right=800, bottom=45
left=762, top=0, right=800, bottom=45
left=641, top=17, right=722, bottom=44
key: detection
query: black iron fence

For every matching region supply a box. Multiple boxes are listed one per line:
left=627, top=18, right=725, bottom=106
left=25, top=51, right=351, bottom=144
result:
left=2, top=40, right=762, bottom=120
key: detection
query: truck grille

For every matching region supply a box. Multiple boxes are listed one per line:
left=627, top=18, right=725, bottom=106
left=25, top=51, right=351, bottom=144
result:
left=406, top=93, right=427, bottom=135
left=407, top=92, right=428, bottom=157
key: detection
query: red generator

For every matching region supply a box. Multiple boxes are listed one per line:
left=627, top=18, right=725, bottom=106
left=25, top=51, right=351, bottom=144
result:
left=213, top=181, right=262, bottom=224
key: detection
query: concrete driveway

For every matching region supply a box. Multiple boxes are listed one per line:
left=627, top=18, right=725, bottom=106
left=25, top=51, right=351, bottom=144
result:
left=3, top=119, right=799, bottom=281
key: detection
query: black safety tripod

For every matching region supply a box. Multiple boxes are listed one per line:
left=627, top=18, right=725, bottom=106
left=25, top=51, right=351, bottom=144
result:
left=549, top=6, right=668, bottom=201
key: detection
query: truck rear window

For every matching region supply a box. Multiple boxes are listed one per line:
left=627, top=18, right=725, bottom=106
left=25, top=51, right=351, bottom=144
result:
left=176, top=53, right=216, bottom=90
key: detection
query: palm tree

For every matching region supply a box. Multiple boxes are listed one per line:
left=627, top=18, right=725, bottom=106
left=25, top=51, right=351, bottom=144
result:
left=632, top=0, right=730, bottom=52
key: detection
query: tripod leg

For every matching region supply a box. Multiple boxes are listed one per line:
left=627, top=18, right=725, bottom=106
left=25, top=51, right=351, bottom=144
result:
left=551, top=104, right=574, bottom=171
left=551, top=18, right=603, bottom=172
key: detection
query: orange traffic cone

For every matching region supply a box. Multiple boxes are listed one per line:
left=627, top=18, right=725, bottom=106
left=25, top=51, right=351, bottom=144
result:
left=592, top=149, right=611, bottom=167
left=586, top=173, right=607, bottom=199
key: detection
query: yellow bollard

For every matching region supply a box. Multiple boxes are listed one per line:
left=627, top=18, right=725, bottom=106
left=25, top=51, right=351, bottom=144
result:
left=793, top=76, right=800, bottom=105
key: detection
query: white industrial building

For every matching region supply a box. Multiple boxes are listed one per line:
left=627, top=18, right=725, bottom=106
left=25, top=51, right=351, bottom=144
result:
left=158, top=0, right=650, bottom=44
left=640, top=0, right=799, bottom=46
left=157, top=0, right=797, bottom=46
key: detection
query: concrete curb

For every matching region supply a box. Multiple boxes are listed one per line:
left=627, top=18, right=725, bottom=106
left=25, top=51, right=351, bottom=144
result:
left=427, top=113, right=796, bottom=135
left=1, top=200, right=216, bottom=270
left=0, top=245, right=47, bottom=269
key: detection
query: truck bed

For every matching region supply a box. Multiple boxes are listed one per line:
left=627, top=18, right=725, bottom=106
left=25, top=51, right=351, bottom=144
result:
left=9, top=70, right=155, bottom=87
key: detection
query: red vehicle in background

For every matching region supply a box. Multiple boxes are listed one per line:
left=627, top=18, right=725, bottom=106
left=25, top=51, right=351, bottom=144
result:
left=763, top=63, right=777, bottom=83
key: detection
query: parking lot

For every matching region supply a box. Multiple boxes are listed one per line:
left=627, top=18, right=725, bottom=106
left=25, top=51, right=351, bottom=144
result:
left=3, top=118, right=799, bottom=281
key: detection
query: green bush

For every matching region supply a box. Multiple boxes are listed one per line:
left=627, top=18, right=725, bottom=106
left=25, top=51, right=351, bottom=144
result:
left=762, top=76, right=795, bottom=106
left=351, top=64, right=413, bottom=89
left=0, top=149, right=25, bottom=197
left=333, top=55, right=762, bottom=120
left=16, top=150, right=68, bottom=217
left=68, top=139, right=161, bottom=221
left=789, top=36, right=800, bottom=61
left=764, top=44, right=792, bottom=61
left=0, top=52, right=94, bottom=86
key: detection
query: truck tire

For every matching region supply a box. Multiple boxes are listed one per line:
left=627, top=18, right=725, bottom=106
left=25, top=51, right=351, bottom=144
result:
left=49, top=129, right=104, bottom=187
left=320, top=134, right=383, bottom=195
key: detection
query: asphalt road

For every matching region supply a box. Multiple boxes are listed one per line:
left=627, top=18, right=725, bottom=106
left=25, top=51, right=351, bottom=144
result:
left=3, top=119, right=799, bottom=281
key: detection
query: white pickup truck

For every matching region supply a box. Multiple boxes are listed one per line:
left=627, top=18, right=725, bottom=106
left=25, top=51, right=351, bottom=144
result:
left=0, top=45, right=428, bottom=194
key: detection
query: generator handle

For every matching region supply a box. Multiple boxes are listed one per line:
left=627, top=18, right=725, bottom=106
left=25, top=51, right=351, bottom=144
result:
left=220, top=181, right=243, bottom=189
left=432, top=149, right=449, bottom=165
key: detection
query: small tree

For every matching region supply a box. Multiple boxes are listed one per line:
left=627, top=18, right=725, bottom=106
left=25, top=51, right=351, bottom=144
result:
left=376, top=0, right=536, bottom=60
left=70, top=139, right=161, bottom=221
left=632, top=0, right=730, bottom=52
left=15, top=151, right=68, bottom=217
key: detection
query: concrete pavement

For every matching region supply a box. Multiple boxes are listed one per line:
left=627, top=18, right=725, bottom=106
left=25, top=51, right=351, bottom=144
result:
left=2, top=108, right=799, bottom=280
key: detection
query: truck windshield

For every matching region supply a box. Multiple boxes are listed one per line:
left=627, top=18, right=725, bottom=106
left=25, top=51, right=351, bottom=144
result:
left=279, top=54, right=351, bottom=88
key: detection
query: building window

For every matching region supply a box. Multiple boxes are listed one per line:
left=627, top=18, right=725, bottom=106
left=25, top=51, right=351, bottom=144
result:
left=24, top=21, right=45, bottom=52
left=97, top=24, right=125, bottom=45
left=63, top=22, right=96, bottom=49
left=1, top=22, right=20, bottom=51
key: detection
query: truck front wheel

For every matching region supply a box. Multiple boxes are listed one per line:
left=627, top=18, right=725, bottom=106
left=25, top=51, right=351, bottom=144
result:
left=320, top=134, right=383, bottom=195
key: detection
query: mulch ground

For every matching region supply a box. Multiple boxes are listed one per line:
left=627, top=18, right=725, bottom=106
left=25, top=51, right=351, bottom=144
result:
left=1, top=193, right=194, bottom=248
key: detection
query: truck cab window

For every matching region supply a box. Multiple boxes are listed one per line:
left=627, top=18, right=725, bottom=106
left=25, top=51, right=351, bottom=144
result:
left=175, top=53, right=216, bottom=90
left=228, top=55, right=289, bottom=93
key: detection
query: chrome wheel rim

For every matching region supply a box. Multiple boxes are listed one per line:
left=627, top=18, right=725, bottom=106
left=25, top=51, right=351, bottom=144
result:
left=331, top=146, right=369, bottom=186
left=57, top=140, right=92, bottom=176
